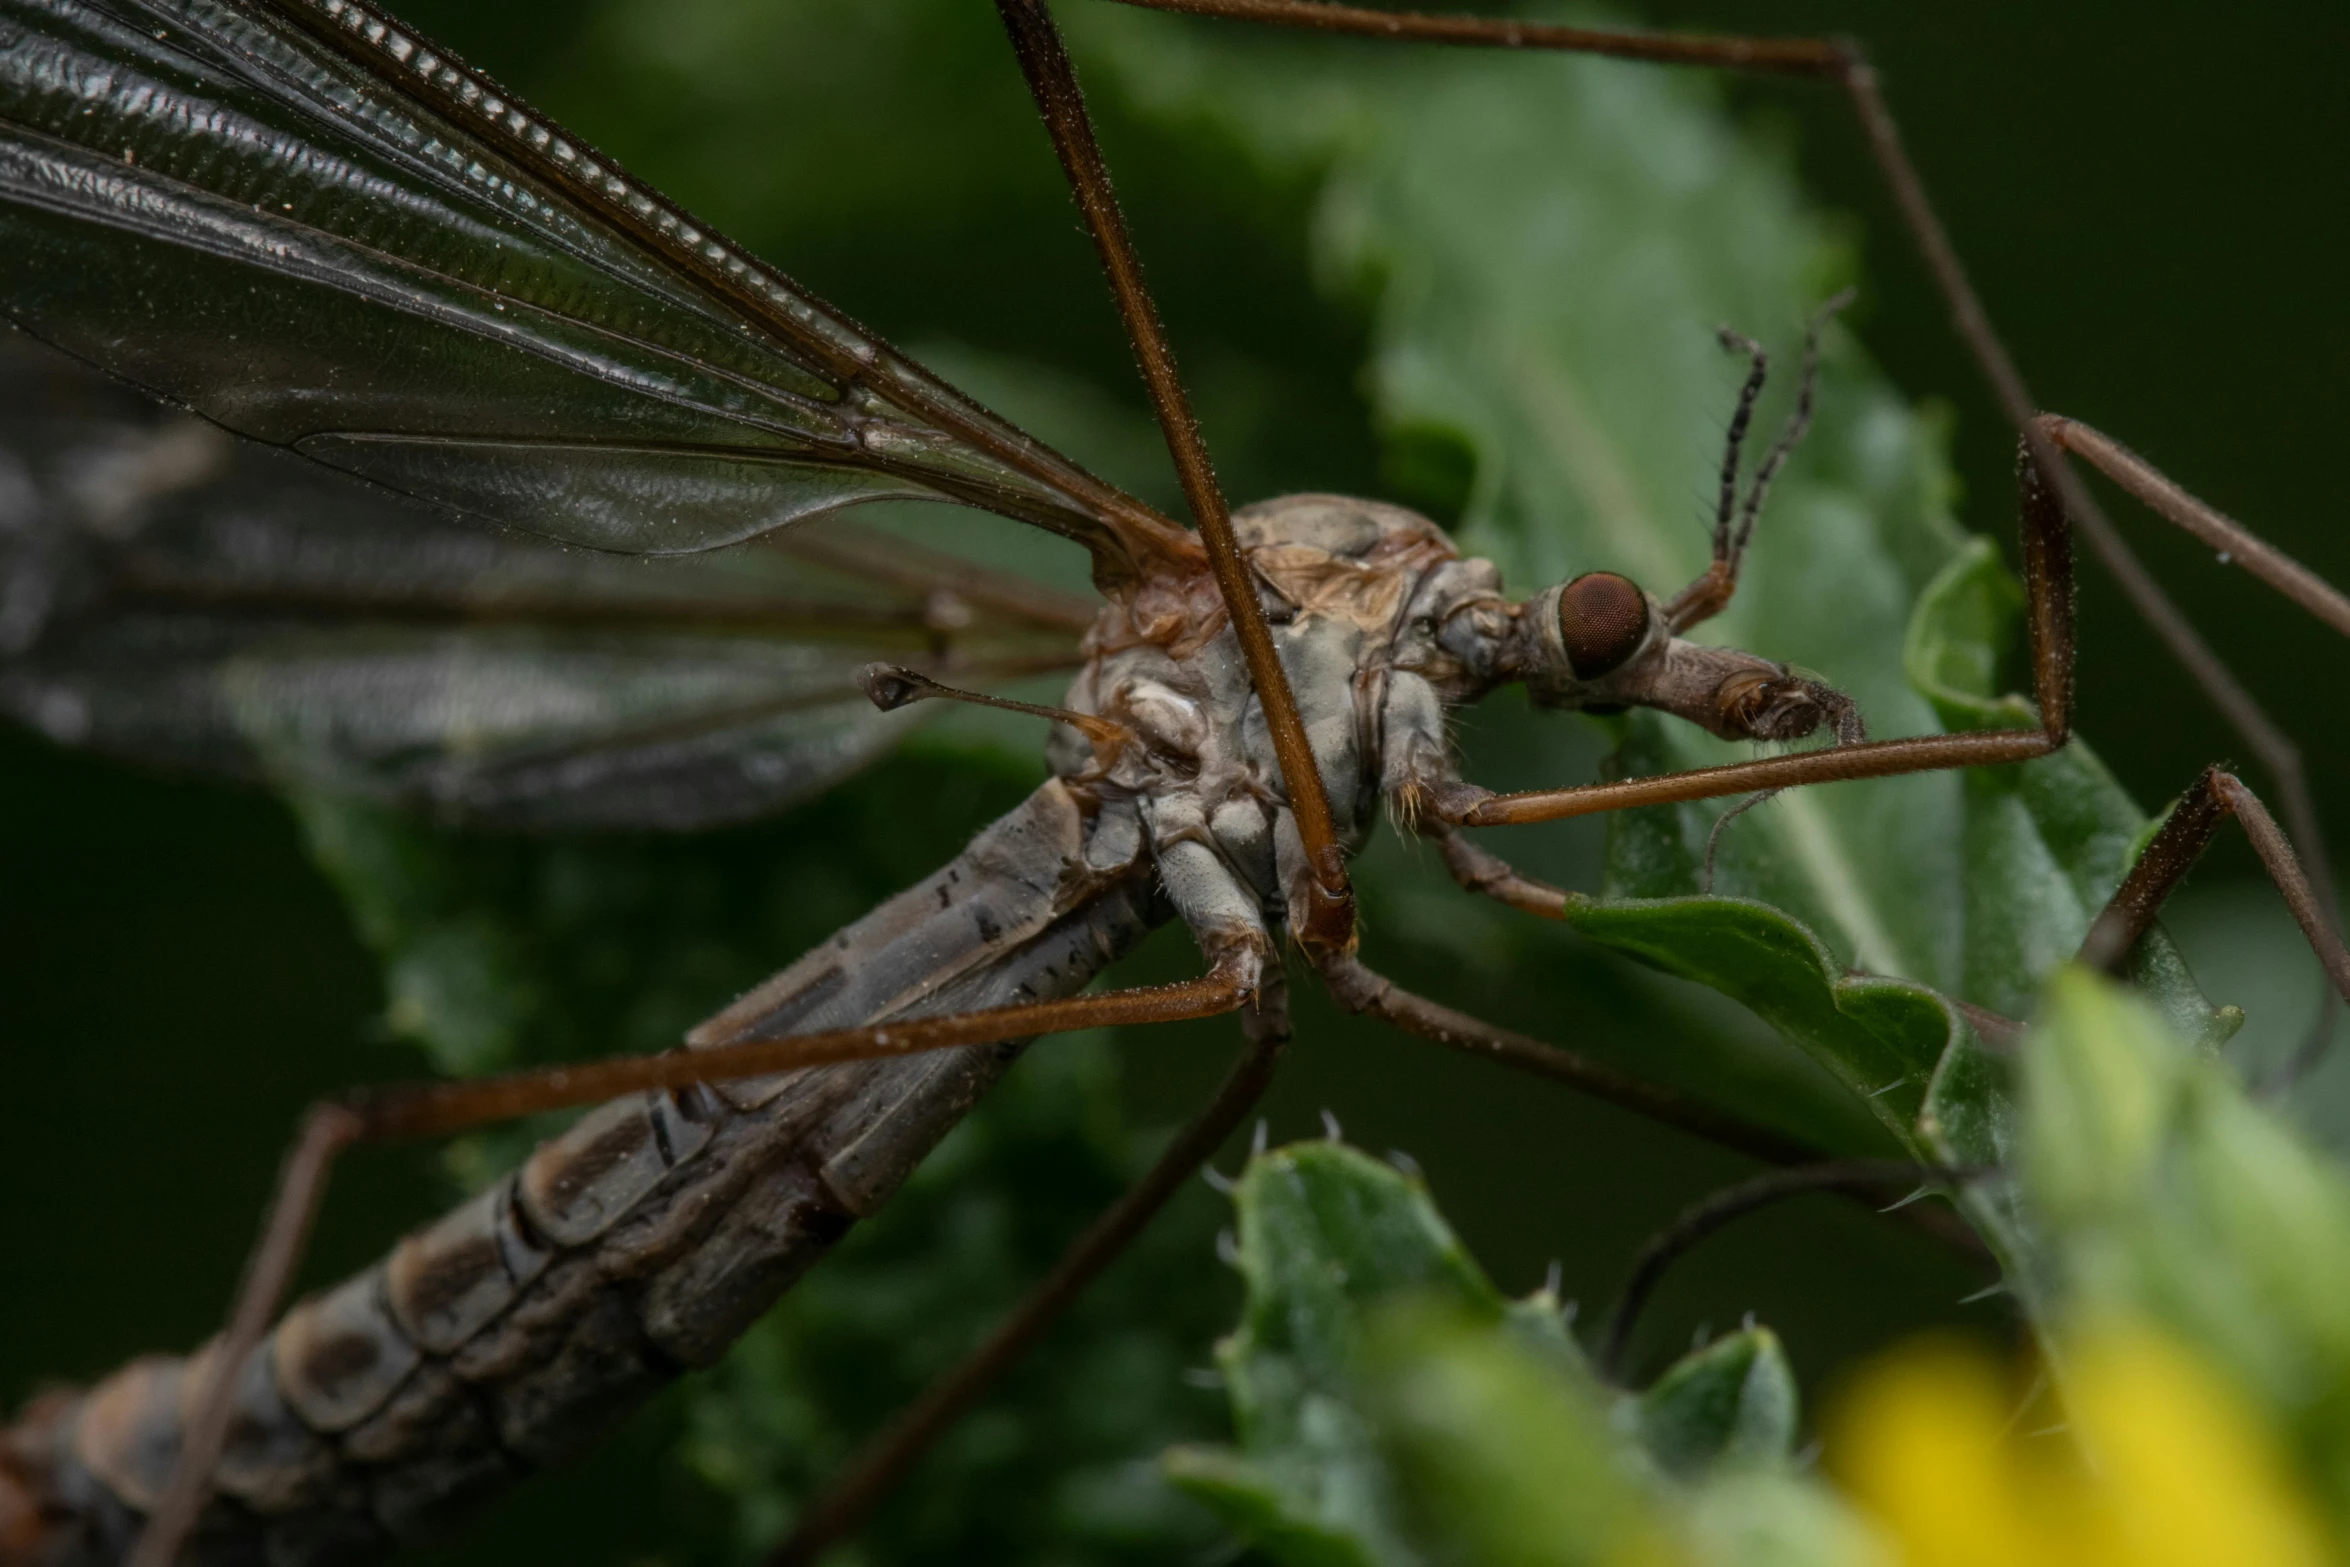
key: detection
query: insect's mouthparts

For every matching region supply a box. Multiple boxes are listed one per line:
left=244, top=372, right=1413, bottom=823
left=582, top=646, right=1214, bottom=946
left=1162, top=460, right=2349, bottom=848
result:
left=1712, top=670, right=1864, bottom=745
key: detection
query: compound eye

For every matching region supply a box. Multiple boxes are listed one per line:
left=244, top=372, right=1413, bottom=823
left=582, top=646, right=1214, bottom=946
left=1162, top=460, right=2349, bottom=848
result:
left=1557, top=572, right=1651, bottom=680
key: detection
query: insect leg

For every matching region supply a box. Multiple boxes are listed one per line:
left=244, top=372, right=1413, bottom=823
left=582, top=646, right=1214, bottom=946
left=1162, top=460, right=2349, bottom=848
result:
left=2079, top=767, right=2350, bottom=1048
left=1309, top=949, right=1815, bottom=1168
left=996, top=0, right=1357, bottom=951
left=1425, top=823, right=1578, bottom=921
left=2033, top=416, right=2349, bottom=1069
left=1594, top=1159, right=1987, bottom=1383
left=1104, top=1, right=1848, bottom=73
left=1097, top=4, right=2060, bottom=540
left=767, top=982, right=1292, bottom=1566
left=1310, top=949, right=1996, bottom=1261
left=2038, top=417, right=2350, bottom=639
left=126, top=963, right=1259, bottom=1567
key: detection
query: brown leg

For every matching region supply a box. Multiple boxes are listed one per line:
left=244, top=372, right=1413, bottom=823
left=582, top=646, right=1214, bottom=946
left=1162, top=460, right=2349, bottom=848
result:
left=127, top=962, right=1257, bottom=1567
left=2039, top=418, right=2350, bottom=641
left=1423, top=832, right=1849, bottom=1129
left=1106, top=1, right=1848, bottom=72
left=1088, top=4, right=2072, bottom=570
left=1311, top=948, right=1817, bottom=1168
left=1594, top=1159, right=1988, bottom=1382
left=1430, top=825, right=1578, bottom=921
left=2037, top=418, right=2347, bottom=1066
left=1432, top=826, right=2038, bottom=1051
left=996, top=0, right=1354, bottom=950
left=766, top=978, right=1293, bottom=1566
left=1309, top=950, right=1995, bottom=1263
left=2079, top=769, right=2350, bottom=1066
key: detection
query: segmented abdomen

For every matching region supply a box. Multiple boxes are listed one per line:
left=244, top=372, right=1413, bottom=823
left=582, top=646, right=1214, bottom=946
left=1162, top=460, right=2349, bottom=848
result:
left=1, top=780, right=1156, bottom=1565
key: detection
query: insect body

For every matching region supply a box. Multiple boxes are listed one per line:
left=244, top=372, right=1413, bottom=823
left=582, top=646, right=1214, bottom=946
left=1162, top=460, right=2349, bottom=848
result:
left=5, top=1, right=2350, bottom=1565
left=0, top=468, right=1857, bottom=1565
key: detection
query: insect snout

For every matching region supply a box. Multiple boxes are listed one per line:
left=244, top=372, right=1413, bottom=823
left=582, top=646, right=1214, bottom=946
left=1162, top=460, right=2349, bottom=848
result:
left=1713, top=669, right=1862, bottom=746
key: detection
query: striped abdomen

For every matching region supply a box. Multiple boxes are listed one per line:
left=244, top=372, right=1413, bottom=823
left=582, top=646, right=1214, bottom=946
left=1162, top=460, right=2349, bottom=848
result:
left=1, top=780, right=1157, bottom=1565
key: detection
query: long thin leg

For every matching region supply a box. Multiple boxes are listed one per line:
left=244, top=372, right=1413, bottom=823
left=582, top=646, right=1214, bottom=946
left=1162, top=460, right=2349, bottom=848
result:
left=2078, top=768, right=2350, bottom=1068
left=2040, top=417, right=2350, bottom=640
left=996, top=0, right=1354, bottom=951
left=1594, top=1159, right=1987, bottom=1382
left=127, top=963, right=1257, bottom=1567
left=124, top=1106, right=359, bottom=1567
left=1309, top=949, right=1992, bottom=1260
left=1108, top=0, right=1848, bottom=73
left=767, top=984, right=1293, bottom=1566
left=1091, top=4, right=2076, bottom=560
left=1311, top=949, right=1817, bottom=1168
left=2039, top=417, right=2346, bottom=1066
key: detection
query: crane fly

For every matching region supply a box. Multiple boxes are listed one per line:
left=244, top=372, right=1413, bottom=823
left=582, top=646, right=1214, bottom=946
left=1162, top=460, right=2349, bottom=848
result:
left=2, top=1, right=2348, bottom=1565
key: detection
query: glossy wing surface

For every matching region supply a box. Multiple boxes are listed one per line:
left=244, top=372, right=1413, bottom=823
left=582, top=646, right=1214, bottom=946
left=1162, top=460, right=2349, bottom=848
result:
left=0, top=0, right=1188, bottom=571
left=0, top=330, right=1090, bottom=829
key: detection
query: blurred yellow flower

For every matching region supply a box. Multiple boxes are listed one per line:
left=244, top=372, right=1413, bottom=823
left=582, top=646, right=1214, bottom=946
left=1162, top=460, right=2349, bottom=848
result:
left=1826, top=1323, right=2334, bottom=1567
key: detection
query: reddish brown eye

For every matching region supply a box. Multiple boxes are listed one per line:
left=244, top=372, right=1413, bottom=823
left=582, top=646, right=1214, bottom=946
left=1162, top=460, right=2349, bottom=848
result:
left=1557, top=571, right=1651, bottom=679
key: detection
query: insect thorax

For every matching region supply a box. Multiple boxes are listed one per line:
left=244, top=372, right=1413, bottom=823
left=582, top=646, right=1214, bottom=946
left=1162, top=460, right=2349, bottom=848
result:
left=1052, top=494, right=1514, bottom=966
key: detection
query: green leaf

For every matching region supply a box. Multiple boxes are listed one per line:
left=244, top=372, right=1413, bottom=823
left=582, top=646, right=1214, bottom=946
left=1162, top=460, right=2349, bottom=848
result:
left=2022, top=966, right=2350, bottom=1517
left=1174, top=1141, right=1881, bottom=1567
left=1164, top=1140, right=1560, bottom=1567
left=1363, top=1305, right=1656, bottom=1567
left=1634, top=1327, right=1801, bottom=1479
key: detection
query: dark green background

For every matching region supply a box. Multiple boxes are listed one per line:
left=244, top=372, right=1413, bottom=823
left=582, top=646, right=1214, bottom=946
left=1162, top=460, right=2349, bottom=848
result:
left=4, top=2, right=2344, bottom=1562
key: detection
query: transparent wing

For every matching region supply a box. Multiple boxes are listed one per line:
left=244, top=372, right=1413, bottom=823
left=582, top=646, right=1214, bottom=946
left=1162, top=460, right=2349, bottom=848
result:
left=0, top=0, right=1187, bottom=572
left=0, top=330, right=1091, bottom=829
